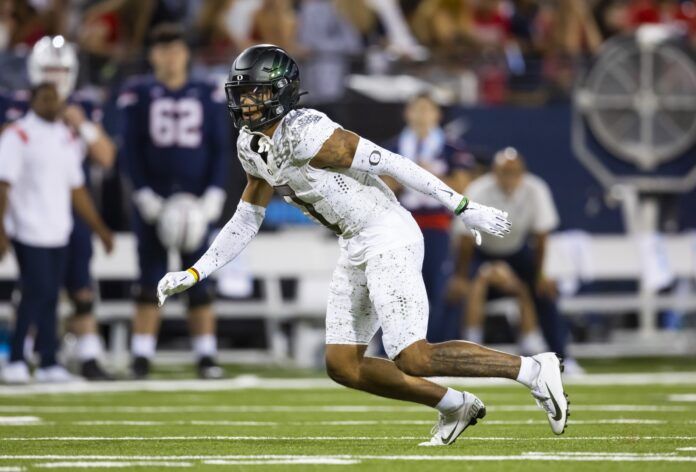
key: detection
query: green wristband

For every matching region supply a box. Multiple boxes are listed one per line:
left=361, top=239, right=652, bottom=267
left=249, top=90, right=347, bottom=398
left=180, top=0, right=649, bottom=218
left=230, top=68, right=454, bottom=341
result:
left=454, top=197, right=469, bottom=215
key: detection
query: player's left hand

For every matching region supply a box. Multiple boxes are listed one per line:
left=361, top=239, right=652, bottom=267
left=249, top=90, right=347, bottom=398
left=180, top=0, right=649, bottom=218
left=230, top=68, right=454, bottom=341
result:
left=458, top=201, right=511, bottom=245
left=63, top=104, right=87, bottom=128
left=157, top=271, right=197, bottom=307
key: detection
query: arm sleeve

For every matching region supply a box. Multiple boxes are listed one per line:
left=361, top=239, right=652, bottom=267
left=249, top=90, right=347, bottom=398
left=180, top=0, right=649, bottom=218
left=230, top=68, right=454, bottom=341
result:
left=532, top=178, right=560, bottom=233
left=117, top=89, right=148, bottom=191
left=192, top=200, right=266, bottom=279
left=350, top=137, right=465, bottom=212
left=0, top=128, right=25, bottom=184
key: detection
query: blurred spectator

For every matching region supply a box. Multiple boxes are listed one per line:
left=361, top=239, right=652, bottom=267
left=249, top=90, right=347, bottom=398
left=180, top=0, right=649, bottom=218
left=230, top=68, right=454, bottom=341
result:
left=0, top=0, right=14, bottom=51
left=411, top=0, right=477, bottom=58
left=193, top=0, right=236, bottom=65
left=250, top=0, right=298, bottom=53
left=297, top=0, right=361, bottom=105
left=473, top=0, right=510, bottom=50
left=385, top=93, right=473, bottom=342
left=448, top=147, right=582, bottom=373
left=363, top=0, right=427, bottom=59
left=9, top=0, right=65, bottom=49
left=537, top=0, right=602, bottom=92
left=224, top=0, right=262, bottom=50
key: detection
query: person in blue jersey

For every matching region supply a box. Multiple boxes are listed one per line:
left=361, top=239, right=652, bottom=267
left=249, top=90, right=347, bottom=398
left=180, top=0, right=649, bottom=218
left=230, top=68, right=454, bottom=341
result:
left=384, top=94, right=473, bottom=343
left=0, top=36, right=117, bottom=380
left=118, top=24, right=229, bottom=380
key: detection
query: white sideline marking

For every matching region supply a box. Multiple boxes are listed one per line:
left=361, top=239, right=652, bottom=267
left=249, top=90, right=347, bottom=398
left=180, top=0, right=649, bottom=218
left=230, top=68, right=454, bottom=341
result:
left=71, top=418, right=668, bottom=427
left=0, top=417, right=41, bottom=425
left=1, top=372, right=696, bottom=396
left=0, top=468, right=23, bottom=472
left=2, top=435, right=694, bottom=442
left=677, top=447, right=696, bottom=451
left=668, top=394, right=696, bottom=402
left=35, top=462, right=191, bottom=468
left=0, top=404, right=690, bottom=414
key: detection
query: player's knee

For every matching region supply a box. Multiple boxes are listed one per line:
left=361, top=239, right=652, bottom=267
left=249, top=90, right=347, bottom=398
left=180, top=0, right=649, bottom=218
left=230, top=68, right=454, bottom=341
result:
left=70, top=290, right=94, bottom=317
left=325, top=352, right=360, bottom=388
left=394, top=341, right=432, bottom=376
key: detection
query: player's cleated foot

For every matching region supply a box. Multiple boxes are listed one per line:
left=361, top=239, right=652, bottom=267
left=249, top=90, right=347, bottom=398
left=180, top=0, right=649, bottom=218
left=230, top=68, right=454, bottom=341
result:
left=197, top=356, right=225, bottom=379
left=530, top=352, right=569, bottom=435
left=131, top=356, right=151, bottom=379
left=419, top=392, right=486, bottom=446
left=1, top=361, right=31, bottom=385
left=80, top=359, right=114, bottom=381
left=35, top=365, right=82, bottom=383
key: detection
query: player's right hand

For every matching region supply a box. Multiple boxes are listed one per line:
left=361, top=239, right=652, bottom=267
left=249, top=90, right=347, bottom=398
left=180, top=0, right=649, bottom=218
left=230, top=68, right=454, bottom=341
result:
left=157, top=271, right=197, bottom=307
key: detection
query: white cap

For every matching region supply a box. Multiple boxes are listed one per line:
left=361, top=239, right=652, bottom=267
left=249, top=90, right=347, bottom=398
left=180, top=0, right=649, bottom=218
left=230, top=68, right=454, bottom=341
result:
left=27, top=36, right=78, bottom=100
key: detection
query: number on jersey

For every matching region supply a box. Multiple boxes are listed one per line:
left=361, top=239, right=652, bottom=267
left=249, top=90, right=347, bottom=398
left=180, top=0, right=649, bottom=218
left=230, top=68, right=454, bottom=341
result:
left=149, top=98, right=203, bottom=147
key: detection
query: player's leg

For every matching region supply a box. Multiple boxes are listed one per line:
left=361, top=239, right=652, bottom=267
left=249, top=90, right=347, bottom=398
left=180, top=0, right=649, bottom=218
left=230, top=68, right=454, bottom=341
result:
left=64, top=219, right=111, bottom=380
left=3, top=240, right=42, bottom=383
left=131, top=215, right=167, bottom=379
left=324, top=254, right=483, bottom=446
left=183, top=242, right=224, bottom=379
left=367, top=242, right=568, bottom=438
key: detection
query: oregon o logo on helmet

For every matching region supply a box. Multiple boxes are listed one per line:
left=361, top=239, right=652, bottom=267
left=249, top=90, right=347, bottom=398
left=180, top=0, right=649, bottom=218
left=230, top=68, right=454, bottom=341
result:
left=236, top=75, right=243, bottom=81
left=369, top=150, right=381, bottom=166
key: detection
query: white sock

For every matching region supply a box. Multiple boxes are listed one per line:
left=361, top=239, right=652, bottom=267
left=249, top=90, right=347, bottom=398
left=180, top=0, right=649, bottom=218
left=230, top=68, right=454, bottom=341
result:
left=467, top=327, right=483, bottom=344
left=516, top=356, right=541, bottom=389
left=192, top=334, right=217, bottom=358
left=131, top=334, right=156, bottom=358
left=435, top=387, right=464, bottom=414
left=76, top=334, right=103, bottom=361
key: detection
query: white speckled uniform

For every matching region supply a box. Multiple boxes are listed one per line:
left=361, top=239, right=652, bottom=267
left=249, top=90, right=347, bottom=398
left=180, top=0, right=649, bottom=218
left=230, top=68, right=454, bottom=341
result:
left=237, top=108, right=427, bottom=358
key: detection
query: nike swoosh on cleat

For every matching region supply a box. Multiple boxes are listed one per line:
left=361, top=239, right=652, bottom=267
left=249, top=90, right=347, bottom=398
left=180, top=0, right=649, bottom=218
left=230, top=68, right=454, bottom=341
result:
left=441, top=417, right=460, bottom=444
left=546, top=382, right=563, bottom=421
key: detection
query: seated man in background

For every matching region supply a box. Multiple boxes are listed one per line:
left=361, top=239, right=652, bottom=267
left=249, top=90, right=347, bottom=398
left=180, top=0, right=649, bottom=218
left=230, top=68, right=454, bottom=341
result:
left=462, top=260, right=542, bottom=356
left=448, top=147, right=583, bottom=374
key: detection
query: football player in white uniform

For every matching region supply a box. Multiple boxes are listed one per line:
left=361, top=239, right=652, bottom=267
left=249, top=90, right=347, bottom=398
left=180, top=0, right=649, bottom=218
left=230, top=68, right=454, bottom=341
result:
left=157, top=45, right=569, bottom=445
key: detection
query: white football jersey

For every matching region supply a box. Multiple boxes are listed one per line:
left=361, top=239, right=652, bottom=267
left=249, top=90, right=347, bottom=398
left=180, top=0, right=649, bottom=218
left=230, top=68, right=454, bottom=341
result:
left=236, top=108, right=401, bottom=238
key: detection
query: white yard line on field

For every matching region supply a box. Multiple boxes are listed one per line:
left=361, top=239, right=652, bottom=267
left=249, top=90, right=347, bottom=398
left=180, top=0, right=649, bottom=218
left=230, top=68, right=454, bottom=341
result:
left=69, top=418, right=669, bottom=427
left=34, top=462, right=192, bottom=469
left=1, top=372, right=696, bottom=396
left=1, top=435, right=694, bottom=442
left=0, top=417, right=41, bottom=425
left=0, top=404, right=690, bottom=414
left=668, top=394, right=696, bottom=402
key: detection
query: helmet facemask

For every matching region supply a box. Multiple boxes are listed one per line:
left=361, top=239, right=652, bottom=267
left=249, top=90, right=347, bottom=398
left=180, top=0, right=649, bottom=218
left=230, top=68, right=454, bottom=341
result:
left=225, top=78, right=297, bottom=131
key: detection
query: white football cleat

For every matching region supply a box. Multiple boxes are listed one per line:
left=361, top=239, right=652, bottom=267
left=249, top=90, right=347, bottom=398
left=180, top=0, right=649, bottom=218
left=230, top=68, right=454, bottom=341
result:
left=530, top=352, right=569, bottom=435
left=35, top=365, right=82, bottom=383
left=1, top=361, right=31, bottom=384
left=419, top=391, right=486, bottom=446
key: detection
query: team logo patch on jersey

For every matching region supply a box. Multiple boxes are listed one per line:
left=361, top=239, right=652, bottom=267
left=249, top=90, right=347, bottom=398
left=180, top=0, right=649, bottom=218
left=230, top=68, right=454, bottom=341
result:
left=369, top=150, right=381, bottom=166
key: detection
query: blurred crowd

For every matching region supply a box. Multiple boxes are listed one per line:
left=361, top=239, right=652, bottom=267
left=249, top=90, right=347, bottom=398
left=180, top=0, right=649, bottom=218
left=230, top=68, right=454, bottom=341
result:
left=1, top=0, right=696, bottom=105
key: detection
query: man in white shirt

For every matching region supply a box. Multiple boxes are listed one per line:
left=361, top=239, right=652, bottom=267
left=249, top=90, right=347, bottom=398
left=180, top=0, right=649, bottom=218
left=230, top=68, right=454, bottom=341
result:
left=449, top=148, right=573, bottom=367
left=0, top=83, right=113, bottom=384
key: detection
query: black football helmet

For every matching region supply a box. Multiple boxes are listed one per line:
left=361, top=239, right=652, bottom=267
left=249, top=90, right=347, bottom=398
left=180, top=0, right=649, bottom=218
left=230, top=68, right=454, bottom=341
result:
left=225, top=44, right=302, bottom=131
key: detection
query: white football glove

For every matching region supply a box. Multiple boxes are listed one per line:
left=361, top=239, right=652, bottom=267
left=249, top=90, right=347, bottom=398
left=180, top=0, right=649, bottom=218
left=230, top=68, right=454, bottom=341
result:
left=458, top=201, right=511, bottom=245
left=134, top=187, right=164, bottom=224
left=157, top=270, right=197, bottom=307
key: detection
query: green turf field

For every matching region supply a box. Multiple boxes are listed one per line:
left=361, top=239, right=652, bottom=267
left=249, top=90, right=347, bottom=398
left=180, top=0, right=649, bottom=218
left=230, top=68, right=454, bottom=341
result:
left=0, top=365, right=695, bottom=471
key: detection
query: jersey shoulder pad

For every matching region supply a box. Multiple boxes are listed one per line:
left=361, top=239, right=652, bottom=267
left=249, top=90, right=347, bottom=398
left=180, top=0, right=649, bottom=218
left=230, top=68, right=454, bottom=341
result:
left=276, top=108, right=341, bottom=166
